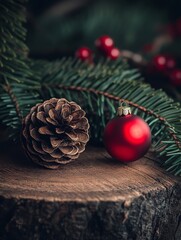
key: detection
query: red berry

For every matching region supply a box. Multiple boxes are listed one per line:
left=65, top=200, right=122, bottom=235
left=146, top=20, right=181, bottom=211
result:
left=169, top=69, right=181, bottom=86
left=165, top=56, right=176, bottom=70
left=75, top=47, right=92, bottom=62
left=95, top=35, right=114, bottom=52
left=153, top=55, right=176, bottom=72
left=106, top=47, right=120, bottom=60
left=153, top=55, right=167, bottom=71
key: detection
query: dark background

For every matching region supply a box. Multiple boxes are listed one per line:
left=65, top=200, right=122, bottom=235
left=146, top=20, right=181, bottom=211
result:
left=27, top=0, right=181, bottom=100
left=27, top=0, right=181, bottom=56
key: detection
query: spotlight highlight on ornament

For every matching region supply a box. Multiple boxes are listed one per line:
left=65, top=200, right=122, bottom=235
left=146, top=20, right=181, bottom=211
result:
left=123, top=119, right=150, bottom=145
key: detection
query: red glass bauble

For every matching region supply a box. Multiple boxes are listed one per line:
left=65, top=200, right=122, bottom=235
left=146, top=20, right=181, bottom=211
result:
left=103, top=114, right=151, bottom=162
left=95, top=35, right=114, bottom=52
left=75, top=47, right=92, bottom=62
left=169, top=69, right=181, bottom=86
left=106, top=47, right=120, bottom=60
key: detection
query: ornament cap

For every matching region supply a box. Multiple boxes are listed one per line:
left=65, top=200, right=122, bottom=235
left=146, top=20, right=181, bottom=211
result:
left=117, top=101, right=131, bottom=116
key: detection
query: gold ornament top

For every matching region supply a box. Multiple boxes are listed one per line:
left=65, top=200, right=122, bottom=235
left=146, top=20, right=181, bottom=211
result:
left=117, top=101, right=131, bottom=116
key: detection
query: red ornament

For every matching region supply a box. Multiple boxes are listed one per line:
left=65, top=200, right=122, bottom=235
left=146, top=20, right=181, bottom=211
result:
left=103, top=104, right=151, bottom=162
left=95, top=35, right=114, bottom=52
left=153, top=55, right=176, bottom=72
left=75, top=47, right=92, bottom=62
left=106, top=47, right=120, bottom=60
left=169, top=69, right=181, bottom=86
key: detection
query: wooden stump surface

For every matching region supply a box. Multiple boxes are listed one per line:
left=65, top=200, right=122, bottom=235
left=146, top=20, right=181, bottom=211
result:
left=0, top=146, right=181, bottom=240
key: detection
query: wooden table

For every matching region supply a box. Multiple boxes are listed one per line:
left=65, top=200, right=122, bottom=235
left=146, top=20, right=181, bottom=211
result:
left=0, top=146, right=181, bottom=240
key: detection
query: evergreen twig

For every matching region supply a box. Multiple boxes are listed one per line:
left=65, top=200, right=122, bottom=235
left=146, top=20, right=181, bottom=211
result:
left=46, top=84, right=181, bottom=149
left=36, top=58, right=181, bottom=175
left=3, top=82, right=23, bottom=121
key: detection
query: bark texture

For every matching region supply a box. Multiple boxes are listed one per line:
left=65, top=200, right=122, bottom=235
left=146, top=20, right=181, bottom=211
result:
left=0, top=146, right=181, bottom=240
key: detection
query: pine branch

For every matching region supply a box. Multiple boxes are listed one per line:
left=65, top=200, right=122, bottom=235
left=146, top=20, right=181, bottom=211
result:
left=0, top=0, right=42, bottom=139
left=0, top=0, right=31, bottom=84
left=49, top=84, right=181, bottom=148
left=32, top=58, right=181, bottom=175
left=0, top=78, right=41, bottom=139
left=3, top=82, right=23, bottom=121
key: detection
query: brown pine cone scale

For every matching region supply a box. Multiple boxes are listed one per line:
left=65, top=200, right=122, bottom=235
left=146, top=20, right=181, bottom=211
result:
left=22, top=98, right=89, bottom=169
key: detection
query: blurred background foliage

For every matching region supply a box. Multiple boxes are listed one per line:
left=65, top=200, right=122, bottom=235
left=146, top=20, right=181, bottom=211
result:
left=27, top=0, right=181, bottom=100
left=27, top=0, right=180, bottom=55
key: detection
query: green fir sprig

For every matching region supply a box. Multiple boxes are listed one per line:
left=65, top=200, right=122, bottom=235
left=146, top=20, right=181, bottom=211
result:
left=32, top=58, right=181, bottom=175
left=0, top=0, right=41, bottom=138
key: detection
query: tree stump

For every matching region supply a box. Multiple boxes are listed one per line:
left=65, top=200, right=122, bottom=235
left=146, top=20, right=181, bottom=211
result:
left=0, top=146, right=181, bottom=240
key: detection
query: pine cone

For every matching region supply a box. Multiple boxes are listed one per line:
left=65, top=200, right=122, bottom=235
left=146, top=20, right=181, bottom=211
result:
left=22, top=98, right=90, bottom=169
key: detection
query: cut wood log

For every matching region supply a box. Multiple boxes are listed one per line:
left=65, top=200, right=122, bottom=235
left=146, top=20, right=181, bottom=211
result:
left=0, top=146, right=181, bottom=240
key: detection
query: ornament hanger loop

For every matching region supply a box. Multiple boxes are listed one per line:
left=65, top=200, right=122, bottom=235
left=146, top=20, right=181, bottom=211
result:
left=117, top=100, right=131, bottom=116
left=119, top=100, right=129, bottom=107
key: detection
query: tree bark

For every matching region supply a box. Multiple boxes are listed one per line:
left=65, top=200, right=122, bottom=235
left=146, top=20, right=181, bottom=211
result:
left=0, top=146, right=181, bottom=240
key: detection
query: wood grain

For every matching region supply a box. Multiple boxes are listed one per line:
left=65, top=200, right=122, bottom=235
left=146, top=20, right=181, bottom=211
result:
left=0, top=146, right=181, bottom=240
